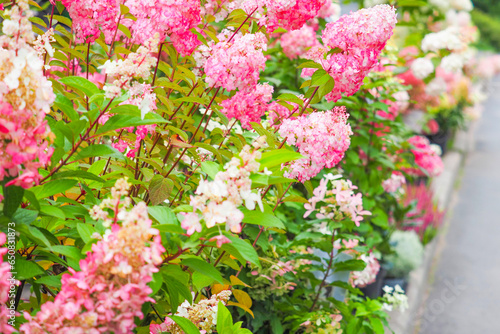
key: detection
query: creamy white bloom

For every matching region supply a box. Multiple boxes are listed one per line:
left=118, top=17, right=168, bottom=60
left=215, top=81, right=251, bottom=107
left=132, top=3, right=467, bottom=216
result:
left=411, top=58, right=434, bottom=79
left=425, top=77, right=448, bottom=96
left=441, top=53, right=465, bottom=73
left=364, top=0, right=387, bottom=7
left=422, top=27, right=464, bottom=53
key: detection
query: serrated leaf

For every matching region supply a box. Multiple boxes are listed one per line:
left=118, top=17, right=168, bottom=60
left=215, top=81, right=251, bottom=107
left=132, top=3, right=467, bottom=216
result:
left=258, top=149, right=304, bottom=170
left=182, top=258, right=224, bottom=284
left=169, top=316, right=201, bottom=334
left=75, top=144, right=125, bottom=161
left=59, top=76, right=100, bottom=98
left=149, top=176, right=174, bottom=205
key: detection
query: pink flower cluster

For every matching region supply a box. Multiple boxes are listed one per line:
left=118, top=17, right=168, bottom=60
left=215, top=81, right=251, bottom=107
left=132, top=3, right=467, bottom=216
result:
left=0, top=233, right=15, bottom=334
left=221, top=83, right=273, bottom=129
left=280, top=25, right=320, bottom=59
left=150, top=290, right=232, bottom=334
left=278, top=107, right=353, bottom=182
left=382, top=172, right=407, bottom=193
left=262, top=0, right=327, bottom=32
left=21, top=179, right=164, bottom=334
left=123, top=0, right=201, bottom=55
left=322, top=5, right=397, bottom=54
left=407, top=136, right=444, bottom=177
left=302, top=5, right=397, bottom=102
left=60, top=0, right=120, bottom=43
left=61, top=0, right=201, bottom=54
left=250, top=260, right=298, bottom=294
left=0, top=0, right=55, bottom=189
left=351, top=253, right=380, bottom=287
left=204, top=32, right=268, bottom=92
left=181, top=145, right=263, bottom=235
left=304, top=176, right=371, bottom=226
left=402, top=183, right=445, bottom=239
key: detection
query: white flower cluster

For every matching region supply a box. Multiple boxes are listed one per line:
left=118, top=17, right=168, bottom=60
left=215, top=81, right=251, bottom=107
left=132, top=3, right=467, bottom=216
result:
left=351, top=253, right=380, bottom=287
left=428, top=0, right=473, bottom=12
left=421, top=27, right=464, bottom=53
left=425, top=77, right=448, bottom=97
left=440, top=53, right=465, bottom=73
left=446, top=9, right=472, bottom=27
left=181, top=145, right=265, bottom=235
left=382, top=285, right=409, bottom=312
left=411, top=58, right=434, bottom=79
left=99, top=34, right=160, bottom=98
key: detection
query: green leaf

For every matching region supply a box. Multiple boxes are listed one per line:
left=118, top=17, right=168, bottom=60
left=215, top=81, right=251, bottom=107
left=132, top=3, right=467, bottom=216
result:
left=222, top=235, right=260, bottom=267
left=51, top=245, right=85, bottom=261
left=170, top=316, right=201, bottom=334
left=216, top=302, right=233, bottom=334
left=182, top=258, right=224, bottom=284
left=192, top=271, right=216, bottom=291
left=54, top=94, right=79, bottom=121
left=2, top=184, right=24, bottom=218
left=75, top=144, right=125, bottom=161
left=77, top=223, right=97, bottom=243
left=59, top=76, right=100, bottom=98
left=334, top=259, right=366, bottom=273
left=372, top=208, right=388, bottom=228
left=35, top=275, right=62, bottom=289
left=149, top=176, right=174, bottom=205
left=95, top=111, right=168, bottom=135
left=39, top=205, right=66, bottom=220
left=23, top=190, right=40, bottom=210
left=34, top=179, right=78, bottom=199
left=201, top=161, right=221, bottom=180
left=164, top=275, right=192, bottom=313
left=240, top=208, right=285, bottom=229
left=14, top=255, right=45, bottom=280
left=148, top=206, right=177, bottom=225
left=154, top=224, right=184, bottom=234
left=258, top=149, right=304, bottom=170
left=149, top=271, right=163, bottom=295
left=297, top=61, right=323, bottom=70
left=51, top=170, right=105, bottom=183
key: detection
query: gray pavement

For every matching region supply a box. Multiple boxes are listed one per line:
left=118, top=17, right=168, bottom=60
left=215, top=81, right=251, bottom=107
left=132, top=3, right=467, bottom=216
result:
left=417, top=84, right=500, bottom=333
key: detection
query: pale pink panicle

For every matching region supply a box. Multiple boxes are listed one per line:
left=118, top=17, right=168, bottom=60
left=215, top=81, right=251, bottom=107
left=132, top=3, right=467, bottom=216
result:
left=0, top=0, right=55, bottom=190
left=21, top=179, right=164, bottom=334
left=317, top=1, right=341, bottom=20
left=322, top=5, right=397, bottom=54
left=204, top=32, right=268, bottom=92
left=0, top=233, right=16, bottom=334
left=60, top=0, right=120, bottom=43
left=184, top=146, right=263, bottom=234
left=262, top=0, right=327, bottom=32
left=123, top=0, right=201, bottom=55
left=334, top=238, right=359, bottom=249
left=302, top=5, right=397, bottom=102
left=209, top=234, right=232, bottom=248
left=382, top=172, right=406, bottom=193
left=99, top=35, right=160, bottom=99
left=33, top=28, right=55, bottom=59
left=280, top=25, right=320, bottom=59
left=351, top=253, right=380, bottom=287
left=279, top=107, right=353, bottom=182
left=406, top=135, right=444, bottom=177
left=180, top=212, right=202, bottom=236
left=221, top=83, right=273, bottom=129
left=150, top=290, right=232, bottom=334
left=304, top=176, right=371, bottom=226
